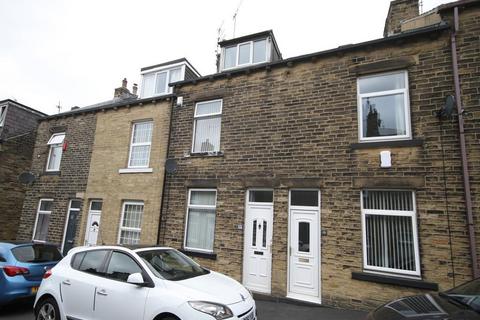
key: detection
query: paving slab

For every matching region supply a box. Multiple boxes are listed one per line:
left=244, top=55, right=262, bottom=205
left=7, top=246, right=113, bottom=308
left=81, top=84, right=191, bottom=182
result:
left=256, top=300, right=368, bottom=320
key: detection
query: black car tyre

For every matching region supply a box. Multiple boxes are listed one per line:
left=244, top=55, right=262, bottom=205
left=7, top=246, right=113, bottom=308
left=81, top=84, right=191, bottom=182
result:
left=35, top=297, right=60, bottom=320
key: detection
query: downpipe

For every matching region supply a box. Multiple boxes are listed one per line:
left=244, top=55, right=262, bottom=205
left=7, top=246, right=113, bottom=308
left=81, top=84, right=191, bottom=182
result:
left=450, top=6, right=479, bottom=279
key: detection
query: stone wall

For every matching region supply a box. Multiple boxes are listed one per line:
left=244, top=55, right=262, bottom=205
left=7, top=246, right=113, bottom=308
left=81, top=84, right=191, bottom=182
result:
left=79, top=101, right=171, bottom=246
left=160, top=9, right=479, bottom=310
left=0, top=102, right=43, bottom=240
left=17, top=113, right=96, bottom=247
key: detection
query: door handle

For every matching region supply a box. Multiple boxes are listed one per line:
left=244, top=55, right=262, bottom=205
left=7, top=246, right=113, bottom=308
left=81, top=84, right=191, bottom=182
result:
left=96, top=289, right=108, bottom=296
left=62, top=280, right=71, bottom=286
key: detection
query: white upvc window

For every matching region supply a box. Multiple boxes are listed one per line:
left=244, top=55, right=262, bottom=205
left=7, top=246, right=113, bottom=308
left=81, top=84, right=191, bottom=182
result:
left=118, top=201, right=144, bottom=245
left=192, top=100, right=222, bottom=154
left=361, top=190, right=420, bottom=277
left=222, top=38, right=269, bottom=70
left=46, top=133, right=65, bottom=172
left=128, top=121, right=153, bottom=168
left=357, top=70, right=411, bottom=142
left=0, top=105, right=7, bottom=127
left=184, top=189, right=217, bottom=253
left=141, top=66, right=183, bottom=98
left=33, top=199, right=53, bottom=242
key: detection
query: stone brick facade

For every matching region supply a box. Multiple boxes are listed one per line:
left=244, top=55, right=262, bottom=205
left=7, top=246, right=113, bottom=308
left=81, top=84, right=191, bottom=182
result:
left=159, top=4, right=480, bottom=310
left=17, top=112, right=97, bottom=248
left=78, top=99, right=172, bottom=246
left=0, top=100, right=45, bottom=240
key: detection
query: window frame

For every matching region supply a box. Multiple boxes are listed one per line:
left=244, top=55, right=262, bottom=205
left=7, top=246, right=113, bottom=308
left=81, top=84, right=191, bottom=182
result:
left=32, top=198, right=54, bottom=242
left=183, top=188, right=217, bottom=253
left=127, top=121, right=153, bottom=169
left=360, top=189, right=421, bottom=277
left=357, top=70, right=412, bottom=142
left=222, top=38, right=269, bottom=71
left=247, top=188, right=274, bottom=205
left=0, top=105, right=7, bottom=127
left=46, top=133, right=65, bottom=172
left=191, top=99, right=223, bottom=154
left=140, top=65, right=185, bottom=98
left=117, top=201, right=144, bottom=245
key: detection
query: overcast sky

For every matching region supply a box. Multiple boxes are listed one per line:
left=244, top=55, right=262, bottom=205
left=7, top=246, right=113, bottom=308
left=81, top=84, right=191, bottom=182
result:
left=0, top=0, right=451, bottom=115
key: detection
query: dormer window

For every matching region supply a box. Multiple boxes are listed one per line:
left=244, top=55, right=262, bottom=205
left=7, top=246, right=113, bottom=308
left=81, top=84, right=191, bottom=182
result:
left=141, top=67, right=182, bottom=98
left=223, top=39, right=268, bottom=70
left=218, top=30, right=282, bottom=73
left=140, top=59, right=201, bottom=99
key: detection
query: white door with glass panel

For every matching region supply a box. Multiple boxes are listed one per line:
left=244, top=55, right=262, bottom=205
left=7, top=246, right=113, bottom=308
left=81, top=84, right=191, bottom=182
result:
left=288, top=190, right=321, bottom=304
left=84, top=201, right=102, bottom=246
left=243, top=190, right=273, bottom=294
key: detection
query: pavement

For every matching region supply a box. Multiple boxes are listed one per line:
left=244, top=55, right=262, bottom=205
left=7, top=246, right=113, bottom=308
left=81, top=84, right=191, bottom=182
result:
left=0, top=298, right=368, bottom=320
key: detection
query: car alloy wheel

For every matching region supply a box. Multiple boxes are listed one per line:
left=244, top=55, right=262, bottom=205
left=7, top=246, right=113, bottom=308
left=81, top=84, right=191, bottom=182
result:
left=36, top=299, right=58, bottom=320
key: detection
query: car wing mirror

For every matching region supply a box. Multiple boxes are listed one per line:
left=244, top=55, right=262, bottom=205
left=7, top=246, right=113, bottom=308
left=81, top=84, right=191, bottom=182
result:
left=127, top=272, right=146, bottom=286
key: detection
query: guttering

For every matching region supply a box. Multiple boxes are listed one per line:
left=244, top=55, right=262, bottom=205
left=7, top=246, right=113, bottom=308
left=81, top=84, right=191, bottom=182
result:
left=450, top=6, right=479, bottom=278
left=42, top=94, right=175, bottom=120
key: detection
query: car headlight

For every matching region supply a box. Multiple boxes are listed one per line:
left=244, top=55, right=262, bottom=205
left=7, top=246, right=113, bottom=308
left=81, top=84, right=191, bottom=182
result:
left=188, top=301, right=233, bottom=319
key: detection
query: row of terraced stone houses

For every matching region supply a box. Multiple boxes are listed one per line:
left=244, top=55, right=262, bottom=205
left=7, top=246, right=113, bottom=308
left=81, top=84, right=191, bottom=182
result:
left=3, top=0, right=480, bottom=310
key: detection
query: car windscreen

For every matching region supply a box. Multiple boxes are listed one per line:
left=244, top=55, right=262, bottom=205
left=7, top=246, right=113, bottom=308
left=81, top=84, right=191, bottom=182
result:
left=137, top=249, right=209, bottom=281
left=11, top=244, right=62, bottom=263
left=445, top=278, right=480, bottom=312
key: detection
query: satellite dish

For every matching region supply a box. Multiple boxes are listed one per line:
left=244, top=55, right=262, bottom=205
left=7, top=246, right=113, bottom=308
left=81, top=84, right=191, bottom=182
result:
left=165, top=159, right=177, bottom=174
left=18, top=172, right=36, bottom=185
left=437, top=95, right=456, bottom=118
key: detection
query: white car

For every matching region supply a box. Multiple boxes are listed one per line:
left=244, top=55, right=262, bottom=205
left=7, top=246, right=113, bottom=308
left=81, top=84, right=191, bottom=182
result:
left=34, top=246, right=256, bottom=320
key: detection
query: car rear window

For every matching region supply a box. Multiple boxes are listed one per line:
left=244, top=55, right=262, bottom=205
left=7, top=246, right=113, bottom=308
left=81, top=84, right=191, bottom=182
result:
left=11, top=244, right=62, bottom=263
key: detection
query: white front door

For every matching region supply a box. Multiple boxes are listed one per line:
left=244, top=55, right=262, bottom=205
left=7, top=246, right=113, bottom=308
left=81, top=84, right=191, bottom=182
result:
left=288, top=190, right=321, bottom=304
left=243, top=190, right=273, bottom=294
left=85, top=200, right=102, bottom=246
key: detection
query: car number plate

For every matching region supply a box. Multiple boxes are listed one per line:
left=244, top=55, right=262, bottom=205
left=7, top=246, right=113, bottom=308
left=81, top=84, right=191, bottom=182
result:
left=243, top=310, right=255, bottom=320
left=31, top=287, right=39, bottom=294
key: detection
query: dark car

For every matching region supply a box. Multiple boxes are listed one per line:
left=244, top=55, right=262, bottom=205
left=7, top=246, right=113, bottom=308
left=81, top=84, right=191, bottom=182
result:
left=0, top=241, right=62, bottom=306
left=367, top=278, right=480, bottom=319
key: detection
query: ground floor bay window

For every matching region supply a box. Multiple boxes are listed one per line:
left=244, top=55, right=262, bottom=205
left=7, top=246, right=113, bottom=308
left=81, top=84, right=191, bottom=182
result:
left=361, top=190, right=420, bottom=277
left=184, top=189, right=217, bottom=252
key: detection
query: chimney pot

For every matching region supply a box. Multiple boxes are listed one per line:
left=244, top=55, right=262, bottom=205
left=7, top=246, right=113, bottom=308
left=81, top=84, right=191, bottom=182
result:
left=132, top=83, right=138, bottom=95
left=122, top=78, right=128, bottom=88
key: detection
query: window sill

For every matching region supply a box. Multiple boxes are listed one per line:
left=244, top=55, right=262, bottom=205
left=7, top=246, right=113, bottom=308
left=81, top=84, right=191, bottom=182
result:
left=188, top=151, right=224, bottom=158
left=180, top=249, right=217, bottom=260
left=118, top=168, right=153, bottom=174
left=350, top=138, right=424, bottom=150
left=43, top=171, right=61, bottom=176
left=352, top=271, right=438, bottom=290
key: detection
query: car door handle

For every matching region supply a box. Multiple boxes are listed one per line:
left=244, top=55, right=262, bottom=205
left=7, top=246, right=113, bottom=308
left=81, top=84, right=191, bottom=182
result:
left=62, top=280, right=71, bottom=286
left=96, top=289, right=108, bottom=296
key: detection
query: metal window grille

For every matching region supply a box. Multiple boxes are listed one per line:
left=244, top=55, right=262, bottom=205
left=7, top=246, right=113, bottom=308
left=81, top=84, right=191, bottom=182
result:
left=119, top=202, right=144, bottom=245
left=362, top=190, right=420, bottom=276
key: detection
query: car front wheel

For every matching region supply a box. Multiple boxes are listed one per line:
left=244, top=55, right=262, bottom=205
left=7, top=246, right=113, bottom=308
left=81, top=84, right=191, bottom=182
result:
left=36, top=297, right=60, bottom=320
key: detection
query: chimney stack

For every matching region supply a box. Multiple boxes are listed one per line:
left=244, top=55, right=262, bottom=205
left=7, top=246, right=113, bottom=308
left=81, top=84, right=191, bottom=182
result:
left=114, top=78, right=136, bottom=99
left=384, top=0, right=419, bottom=37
